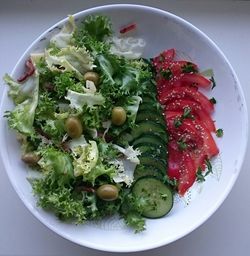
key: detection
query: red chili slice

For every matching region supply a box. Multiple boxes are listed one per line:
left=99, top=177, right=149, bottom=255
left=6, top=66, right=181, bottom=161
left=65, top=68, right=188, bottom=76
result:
left=120, top=23, right=136, bottom=34
left=17, top=58, right=35, bottom=82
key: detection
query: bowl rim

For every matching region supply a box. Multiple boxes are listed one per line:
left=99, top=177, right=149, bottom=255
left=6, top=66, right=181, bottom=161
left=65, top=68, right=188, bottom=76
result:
left=0, top=3, right=248, bottom=252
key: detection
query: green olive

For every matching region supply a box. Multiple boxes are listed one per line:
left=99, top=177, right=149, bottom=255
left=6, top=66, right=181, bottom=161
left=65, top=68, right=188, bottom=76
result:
left=65, top=116, right=83, bottom=138
left=111, top=107, right=127, bottom=126
left=96, top=184, right=119, bottom=201
left=21, top=153, right=40, bottom=165
left=83, top=71, right=100, bottom=85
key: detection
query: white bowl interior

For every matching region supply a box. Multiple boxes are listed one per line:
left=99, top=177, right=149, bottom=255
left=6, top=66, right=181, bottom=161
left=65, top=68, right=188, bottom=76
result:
left=0, top=4, right=248, bottom=252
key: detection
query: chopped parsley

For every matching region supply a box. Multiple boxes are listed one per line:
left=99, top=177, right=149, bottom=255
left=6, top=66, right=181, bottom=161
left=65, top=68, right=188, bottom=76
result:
left=196, top=159, right=213, bottom=183
left=216, top=128, right=224, bottom=137
left=210, top=97, right=217, bottom=104
left=161, top=68, right=172, bottom=80
left=210, top=76, right=216, bottom=89
left=182, top=62, right=197, bottom=73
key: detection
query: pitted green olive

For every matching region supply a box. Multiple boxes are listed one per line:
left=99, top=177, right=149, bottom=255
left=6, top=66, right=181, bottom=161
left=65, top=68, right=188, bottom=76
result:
left=21, top=153, right=40, bottom=165
left=83, top=71, right=100, bottom=85
left=65, top=116, right=83, bottom=138
left=111, top=107, right=127, bottom=126
left=96, top=184, right=119, bottom=201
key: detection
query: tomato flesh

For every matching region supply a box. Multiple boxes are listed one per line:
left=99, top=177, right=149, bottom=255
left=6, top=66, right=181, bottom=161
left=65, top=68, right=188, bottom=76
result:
left=158, top=86, right=214, bottom=114
left=165, top=99, right=216, bottom=132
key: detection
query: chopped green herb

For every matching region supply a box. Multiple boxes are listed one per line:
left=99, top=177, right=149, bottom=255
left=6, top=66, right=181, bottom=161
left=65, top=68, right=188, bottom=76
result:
left=182, top=62, right=197, bottom=73
left=196, top=167, right=206, bottom=183
left=216, top=128, right=224, bottom=137
left=196, top=160, right=213, bottom=183
left=210, top=97, right=217, bottom=104
left=205, top=159, right=213, bottom=174
left=183, top=107, right=192, bottom=118
left=177, top=139, right=188, bottom=151
left=163, top=175, right=178, bottom=189
left=161, top=68, right=172, bottom=80
left=200, top=68, right=214, bottom=77
left=174, top=118, right=182, bottom=128
left=210, top=76, right=216, bottom=89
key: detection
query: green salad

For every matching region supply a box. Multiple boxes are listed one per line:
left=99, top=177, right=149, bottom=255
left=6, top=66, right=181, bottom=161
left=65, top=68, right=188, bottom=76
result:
left=3, top=15, right=173, bottom=232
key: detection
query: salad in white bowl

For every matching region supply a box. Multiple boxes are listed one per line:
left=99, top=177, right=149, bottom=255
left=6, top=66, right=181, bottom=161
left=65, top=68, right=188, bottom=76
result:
left=1, top=4, right=247, bottom=252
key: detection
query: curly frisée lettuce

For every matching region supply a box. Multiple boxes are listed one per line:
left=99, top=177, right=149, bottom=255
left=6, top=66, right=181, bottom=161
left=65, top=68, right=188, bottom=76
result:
left=4, top=72, right=39, bottom=136
left=3, top=14, right=173, bottom=233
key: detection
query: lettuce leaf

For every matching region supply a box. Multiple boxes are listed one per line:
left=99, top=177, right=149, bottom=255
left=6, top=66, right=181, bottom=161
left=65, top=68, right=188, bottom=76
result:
left=4, top=73, right=37, bottom=105
left=45, top=46, right=94, bottom=80
left=50, top=15, right=76, bottom=48
left=31, top=170, right=86, bottom=223
left=4, top=73, right=39, bottom=136
left=124, top=95, right=142, bottom=126
left=73, top=15, right=112, bottom=49
left=71, top=140, right=99, bottom=177
left=38, top=146, right=74, bottom=185
left=65, top=89, right=105, bottom=110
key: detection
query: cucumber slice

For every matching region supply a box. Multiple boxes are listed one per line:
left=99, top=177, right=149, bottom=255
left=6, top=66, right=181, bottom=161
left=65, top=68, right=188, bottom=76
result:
left=136, top=145, right=167, bottom=161
left=136, top=110, right=165, bottom=126
left=139, top=156, right=166, bottom=174
left=134, top=165, right=164, bottom=180
left=131, top=121, right=167, bottom=140
left=133, top=133, right=167, bottom=148
left=116, top=132, right=133, bottom=146
left=132, top=176, right=173, bottom=218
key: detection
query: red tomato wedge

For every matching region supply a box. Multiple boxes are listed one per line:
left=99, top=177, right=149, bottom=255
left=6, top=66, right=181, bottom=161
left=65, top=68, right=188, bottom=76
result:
left=179, top=73, right=211, bottom=89
left=158, top=86, right=214, bottom=114
left=168, top=141, right=197, bottom=196
left=166, top=114, right=219, bottom=195
left=152, top=48, right=175, bottom=71
left=165, top=99, right=216, bottom=132
left=166, top=115, right=219, bottom=158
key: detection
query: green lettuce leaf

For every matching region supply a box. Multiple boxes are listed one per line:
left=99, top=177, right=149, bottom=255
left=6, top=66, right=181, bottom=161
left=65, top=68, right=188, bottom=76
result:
left=124, top=95, right=142, bottom=126
left=4, top=73, right=39, bottom=136
left=65, top=89, right=105, bottom=110
left=38, top=146, right=74, bottom=185
left=50, top=15, right=76, bottom=48
left=45, top=46, right=94, bottom=80
left=31, top=170, right=86, bottom=223
left=71, top=140, right=99, bottom=177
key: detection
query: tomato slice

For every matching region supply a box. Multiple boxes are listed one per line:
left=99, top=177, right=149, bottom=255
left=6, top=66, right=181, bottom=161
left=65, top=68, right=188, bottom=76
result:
left=158, top=86, right=214, bottom=114
left=179, top=73, right=211, bottom=89
left=167, top=115, right=218, bottom=158
left=152, top=48, right=176, bottom=71
left=167, top=141, right=197, bottom=196
left=167, top=116, right=218, bottom=195
left=177, top=153, right=197, bottom=196
left=167, top=115, right=204, bottom=153
left=165, top=99, right=216, bottom=132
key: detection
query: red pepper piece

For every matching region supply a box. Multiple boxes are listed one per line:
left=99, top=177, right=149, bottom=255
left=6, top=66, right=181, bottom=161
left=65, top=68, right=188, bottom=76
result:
left=17, top=58, right=35, bottom=82
left=120, top=23, right=136, bottom=34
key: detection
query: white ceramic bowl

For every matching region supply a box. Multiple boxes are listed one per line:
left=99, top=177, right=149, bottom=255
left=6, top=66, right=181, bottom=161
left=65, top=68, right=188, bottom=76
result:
left=0, top=4, right=248, bottom=252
